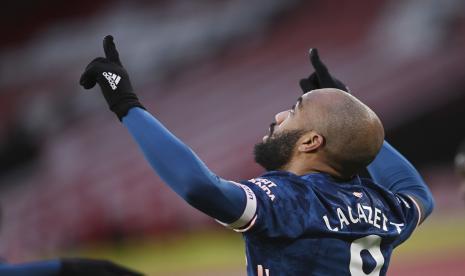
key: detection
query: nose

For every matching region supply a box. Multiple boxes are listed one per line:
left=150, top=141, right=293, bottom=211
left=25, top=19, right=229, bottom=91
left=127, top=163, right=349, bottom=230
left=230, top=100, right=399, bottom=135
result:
left=275, top=110, right=290, bottom=125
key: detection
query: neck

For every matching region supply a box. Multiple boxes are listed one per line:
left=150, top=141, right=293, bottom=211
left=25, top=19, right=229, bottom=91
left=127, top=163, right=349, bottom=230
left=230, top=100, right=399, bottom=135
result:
left=282, top=159, right=351, bottom=180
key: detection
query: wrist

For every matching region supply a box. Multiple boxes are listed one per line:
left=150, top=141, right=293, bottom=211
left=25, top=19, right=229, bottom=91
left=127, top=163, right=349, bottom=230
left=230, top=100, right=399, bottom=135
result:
left=113, top=100, right=145, bottom=121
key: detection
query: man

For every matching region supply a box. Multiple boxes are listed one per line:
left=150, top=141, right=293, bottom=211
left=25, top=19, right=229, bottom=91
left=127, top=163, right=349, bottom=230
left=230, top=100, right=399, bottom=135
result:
left=80, top=35, right=434, bottom=275
left=455, top=140, right=465, bottom=203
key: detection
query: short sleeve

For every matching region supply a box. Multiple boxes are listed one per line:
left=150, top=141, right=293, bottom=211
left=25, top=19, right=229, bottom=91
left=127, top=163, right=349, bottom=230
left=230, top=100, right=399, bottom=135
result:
left=215, top=181, right=258, bottom=232
left=392, top=193, right=421, bottom=247
left=238, top=177, right=311, bottom=238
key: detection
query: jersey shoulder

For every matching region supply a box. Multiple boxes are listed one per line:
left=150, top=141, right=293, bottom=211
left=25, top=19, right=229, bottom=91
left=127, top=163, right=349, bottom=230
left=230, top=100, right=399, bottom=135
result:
left=359, top=177, right=421, bottom=245
left=239, top=171, right=321, bottom=237
left=359, top=178, right=421, bottom=226
left=240, top=172, right=420, bottom=245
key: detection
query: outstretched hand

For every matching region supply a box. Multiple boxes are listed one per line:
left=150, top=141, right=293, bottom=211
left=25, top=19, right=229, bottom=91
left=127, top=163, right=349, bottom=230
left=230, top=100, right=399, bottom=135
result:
left=79, top=35, right=144, bottom=121
left=79, top=35, right=127, bottom=90
left=299, top=48, right=349, bottom=93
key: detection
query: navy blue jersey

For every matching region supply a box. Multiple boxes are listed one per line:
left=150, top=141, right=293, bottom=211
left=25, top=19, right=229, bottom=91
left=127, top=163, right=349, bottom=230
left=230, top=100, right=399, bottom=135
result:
left=221, top=171, right=420, bottom=276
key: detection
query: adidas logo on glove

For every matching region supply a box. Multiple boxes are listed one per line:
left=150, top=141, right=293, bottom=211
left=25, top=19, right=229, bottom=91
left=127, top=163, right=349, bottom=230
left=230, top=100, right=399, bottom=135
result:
left=102, top=72, right=121, bottom=90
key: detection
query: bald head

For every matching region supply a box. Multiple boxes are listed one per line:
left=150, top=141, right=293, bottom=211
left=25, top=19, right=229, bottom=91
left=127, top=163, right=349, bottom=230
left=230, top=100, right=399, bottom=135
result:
left=300, top=88, right=384, bottom=177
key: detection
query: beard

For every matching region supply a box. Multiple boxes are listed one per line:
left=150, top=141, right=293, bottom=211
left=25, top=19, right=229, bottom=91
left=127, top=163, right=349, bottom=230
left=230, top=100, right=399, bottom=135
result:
left=254, top=130, right=305, bottom=171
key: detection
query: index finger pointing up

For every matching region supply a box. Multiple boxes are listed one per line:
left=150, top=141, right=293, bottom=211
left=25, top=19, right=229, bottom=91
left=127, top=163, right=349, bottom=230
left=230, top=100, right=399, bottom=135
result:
left=309, top=48, right=330, bottom=78
left=309, top=48, right=336, bottom=87
left=103, top=35, right=122, bottom=65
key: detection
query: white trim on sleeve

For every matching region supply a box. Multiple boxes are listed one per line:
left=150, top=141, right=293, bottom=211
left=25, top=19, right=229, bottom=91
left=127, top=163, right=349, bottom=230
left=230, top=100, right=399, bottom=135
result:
left=406, top=195, right=422, bottom=227
left=216, top=181, right=257, bottom=231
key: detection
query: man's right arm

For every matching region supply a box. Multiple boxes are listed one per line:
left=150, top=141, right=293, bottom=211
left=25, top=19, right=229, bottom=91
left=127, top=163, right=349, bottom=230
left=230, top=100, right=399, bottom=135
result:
left=79, top=36, right=257, bottom=230
left=367, top=141, right=434, bottom=224
left=122, top=107, right=257, bottom=230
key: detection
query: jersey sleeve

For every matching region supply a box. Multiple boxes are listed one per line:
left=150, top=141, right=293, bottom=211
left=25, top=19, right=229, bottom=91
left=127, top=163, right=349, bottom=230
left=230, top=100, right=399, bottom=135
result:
left=367, top=141, right=434, bottom=223
left=231, top=177, right=311, bottom=238
left=215, top=181, right=258, bottom=231
left=124, top=107, right=250, bottom=223
left=392, top=192, right=421, bottom=247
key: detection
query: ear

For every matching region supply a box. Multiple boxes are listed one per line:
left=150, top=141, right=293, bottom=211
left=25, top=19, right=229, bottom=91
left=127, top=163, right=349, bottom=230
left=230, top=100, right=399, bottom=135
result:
left=297, top=131, right=324, bottom=153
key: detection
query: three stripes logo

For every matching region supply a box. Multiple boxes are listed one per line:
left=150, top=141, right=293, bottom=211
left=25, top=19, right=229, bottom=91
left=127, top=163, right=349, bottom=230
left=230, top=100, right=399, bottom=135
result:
left=102, top=72, right=121, bottom=90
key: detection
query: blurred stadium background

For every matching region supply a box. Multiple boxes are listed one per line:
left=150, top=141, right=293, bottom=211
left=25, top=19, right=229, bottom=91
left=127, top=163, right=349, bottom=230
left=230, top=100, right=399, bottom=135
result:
left=1, top=0, right=465, bottom=275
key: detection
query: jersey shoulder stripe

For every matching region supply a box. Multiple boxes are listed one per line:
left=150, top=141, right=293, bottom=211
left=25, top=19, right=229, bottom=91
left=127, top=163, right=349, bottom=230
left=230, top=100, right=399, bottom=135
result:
left=216, top=181, right=258, bottom=231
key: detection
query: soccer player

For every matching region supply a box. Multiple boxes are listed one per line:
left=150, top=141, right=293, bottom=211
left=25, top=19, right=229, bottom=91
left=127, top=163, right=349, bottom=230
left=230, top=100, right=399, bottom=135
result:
left=455, top=140, right=465, bottom=203
left=0, top=258, right=142, bottom=275
left=79, top=35, right=434, bottom=275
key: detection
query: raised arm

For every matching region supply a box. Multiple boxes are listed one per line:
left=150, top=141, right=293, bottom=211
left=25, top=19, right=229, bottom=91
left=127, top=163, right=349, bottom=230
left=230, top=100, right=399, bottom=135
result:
left=367, top=141, right=434, bottom=223
left=298, top=49, right=434, bottom=224
left=79, top=36, right=255, bottom=228
left=122, top=107, right=254, bottom=225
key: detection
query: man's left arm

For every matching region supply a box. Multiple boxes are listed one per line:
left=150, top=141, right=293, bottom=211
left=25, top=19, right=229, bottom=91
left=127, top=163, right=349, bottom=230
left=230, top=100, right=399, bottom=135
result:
left=367, top=141, right=434, bottom=225
left=298, top=49, right=433, bottom=224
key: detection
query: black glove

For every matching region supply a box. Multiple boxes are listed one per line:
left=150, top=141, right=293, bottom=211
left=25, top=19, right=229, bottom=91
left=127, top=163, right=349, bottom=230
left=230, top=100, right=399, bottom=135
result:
left=60, top=258, right=143, bottom=276
left=299, top=48, right=349, bottom=93
left=79, top=35, right=145, bottom=121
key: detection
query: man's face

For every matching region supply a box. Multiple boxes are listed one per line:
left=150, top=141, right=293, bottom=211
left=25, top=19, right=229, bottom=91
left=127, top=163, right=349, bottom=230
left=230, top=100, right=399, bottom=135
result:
left=254, top=96, right=307, bottom=171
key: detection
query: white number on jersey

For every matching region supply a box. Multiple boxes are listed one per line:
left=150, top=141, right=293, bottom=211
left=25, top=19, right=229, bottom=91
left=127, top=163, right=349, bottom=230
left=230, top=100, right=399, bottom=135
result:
left=349, top=235, right=385, bottom=275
